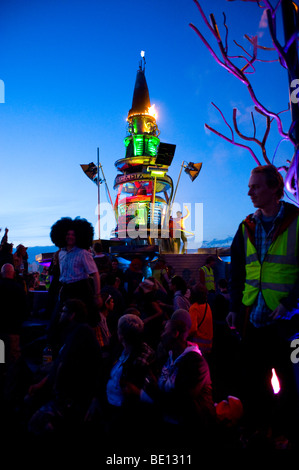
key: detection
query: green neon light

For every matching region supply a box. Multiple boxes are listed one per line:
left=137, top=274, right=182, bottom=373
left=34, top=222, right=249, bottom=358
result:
left=124, top=137, right=130, bottom=147
left=131, top=135, right=160, bottom=157
left=133, top=135, right=144, bottom=156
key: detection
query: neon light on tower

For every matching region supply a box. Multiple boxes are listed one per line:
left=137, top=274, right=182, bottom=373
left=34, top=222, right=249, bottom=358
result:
left=113, top=52, right=176, bottom=240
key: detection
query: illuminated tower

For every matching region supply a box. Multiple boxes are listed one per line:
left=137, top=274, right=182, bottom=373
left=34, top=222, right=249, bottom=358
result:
left=113, top=53, right=176, bottom=239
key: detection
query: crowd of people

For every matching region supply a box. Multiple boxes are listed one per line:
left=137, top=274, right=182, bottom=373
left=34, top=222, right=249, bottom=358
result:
left=0, top=164, right=299, bottom=452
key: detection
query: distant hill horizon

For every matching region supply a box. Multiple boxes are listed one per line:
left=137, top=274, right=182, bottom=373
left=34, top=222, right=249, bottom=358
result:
left=25, top=246, right=57, bottom=265
left=26, top=237, right=233, bottom=265
left=201, top=236, right=233, bottom=248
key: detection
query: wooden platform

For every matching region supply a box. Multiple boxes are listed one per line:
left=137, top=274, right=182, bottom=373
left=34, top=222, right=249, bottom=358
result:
left=161, top=249, right=231, bottom=286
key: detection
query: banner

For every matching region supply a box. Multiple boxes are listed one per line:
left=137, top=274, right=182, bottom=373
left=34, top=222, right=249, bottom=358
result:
left=184, top=162, right=202, bottom=182
left=80, top=163, right=99, bottom=184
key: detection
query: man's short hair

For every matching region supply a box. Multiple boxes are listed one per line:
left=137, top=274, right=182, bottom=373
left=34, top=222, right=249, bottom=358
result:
left=206, top=255, right=215, bottom=265
left=123, top=307, right=141, bottom=317
left=171, top=309, right=192, bottom=332
left=171, top=275, right=187, bottom=295
left=118, top=314, right=144, bottom=343
left=218, top=278, right=228, bottom=289
left=167, top=318, right=190, bottom=341
left=93, top=241, right=103, bottom=253
left=251, top=164, right=284, bottom=200
left=1, top=263, right=15, bottom=278
left=63, top=299, right=88, bottom=323
left=190, top=284, right=207, bottom=304
left=104, top=272, right=118, bottom=286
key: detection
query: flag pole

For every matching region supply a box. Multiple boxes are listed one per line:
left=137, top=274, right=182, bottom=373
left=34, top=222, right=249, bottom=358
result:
left=168, top=160, right=185, bottom=218
left=99, top=162, right=114, bottom=208
left=97, top=147, right=100, bottom=240
left=151, top=175, right=157, bottom=227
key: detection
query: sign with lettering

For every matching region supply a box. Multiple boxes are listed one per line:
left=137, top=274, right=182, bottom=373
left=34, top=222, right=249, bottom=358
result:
left=114, top=172, right=172, bottom=188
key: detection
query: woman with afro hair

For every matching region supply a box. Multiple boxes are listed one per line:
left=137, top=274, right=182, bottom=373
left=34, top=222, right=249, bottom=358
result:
left=49, top=217, right=102, bottom=328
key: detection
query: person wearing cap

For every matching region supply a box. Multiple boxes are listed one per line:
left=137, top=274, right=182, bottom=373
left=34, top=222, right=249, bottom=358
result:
left=215, top=396, right=243, bottom=428
left=214, top=396, right=244, bottom=448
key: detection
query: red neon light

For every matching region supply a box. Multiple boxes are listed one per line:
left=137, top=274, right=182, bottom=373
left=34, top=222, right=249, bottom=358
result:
left=271, top=368, right=280, bottom=395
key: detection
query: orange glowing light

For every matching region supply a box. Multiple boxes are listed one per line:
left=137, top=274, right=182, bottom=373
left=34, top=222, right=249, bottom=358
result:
left=271, top=368, right=280, bottom=394
left=148, top=104, right=157, bottom=119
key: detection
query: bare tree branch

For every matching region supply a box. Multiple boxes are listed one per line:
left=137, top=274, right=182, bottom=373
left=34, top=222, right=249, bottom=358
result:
left=191, top=0, right=299, bottom=203
left=285, top=148, right=299, bottom=195
left=223, top=12, right=229, bottom=53
left=205, top=123, right=262, bottom=164
left=206, top=103, right=262, bottom=165
left=233, top=107, right=272, bottom=163
left=190, top=1, right=289, bottom=140
left=244, top=34, right=276, bottom=51
left=285, top=32, right=299, bottom=54
left=265, top=7, right=288, bottom=69
left=227, top=0, right=264, bottom=5
left=273, top=0, right=283, bottom=16
left=228, top=52, right=257, bottom=73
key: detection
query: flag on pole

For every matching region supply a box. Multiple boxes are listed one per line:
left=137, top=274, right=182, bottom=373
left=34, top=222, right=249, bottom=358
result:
left=184, top=162, right=202, bottom=182
left=80, top=162, right=101, bottom=185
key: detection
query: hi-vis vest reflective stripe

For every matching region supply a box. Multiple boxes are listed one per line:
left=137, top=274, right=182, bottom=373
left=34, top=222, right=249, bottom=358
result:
left=242, top=216, right=299, bottom=311
left=200, top=265, right=215, bottom=291
left=189, top=335, right=212, bottom=354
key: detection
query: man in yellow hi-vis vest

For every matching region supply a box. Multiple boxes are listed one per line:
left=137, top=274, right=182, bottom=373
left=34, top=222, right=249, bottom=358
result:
left=226, top=164, right=299, bottom=447
left=199, top=256, right=216, bottom=309
left=199, top=256, right=216, bottom=293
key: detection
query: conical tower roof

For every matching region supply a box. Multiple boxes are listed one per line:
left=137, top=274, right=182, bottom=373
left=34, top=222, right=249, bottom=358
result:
left=128, top=59, right=151, bottom=117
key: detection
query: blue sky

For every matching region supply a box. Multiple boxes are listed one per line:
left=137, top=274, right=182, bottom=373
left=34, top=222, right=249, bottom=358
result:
left=0, top=0, right=296, bottom=249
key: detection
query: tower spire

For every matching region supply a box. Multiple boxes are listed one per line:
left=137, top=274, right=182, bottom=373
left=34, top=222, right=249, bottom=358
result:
left=128, top=51, right=151, bottom=118
left=112, top=53, right=176, bottom=241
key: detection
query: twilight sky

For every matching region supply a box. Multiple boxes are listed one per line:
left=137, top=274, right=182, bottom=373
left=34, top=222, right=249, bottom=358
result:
left=0, top=0, right=296, bottom=249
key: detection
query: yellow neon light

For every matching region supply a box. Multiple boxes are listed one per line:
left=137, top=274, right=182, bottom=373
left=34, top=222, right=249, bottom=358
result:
left=150, top=170, right=166, bottom=176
